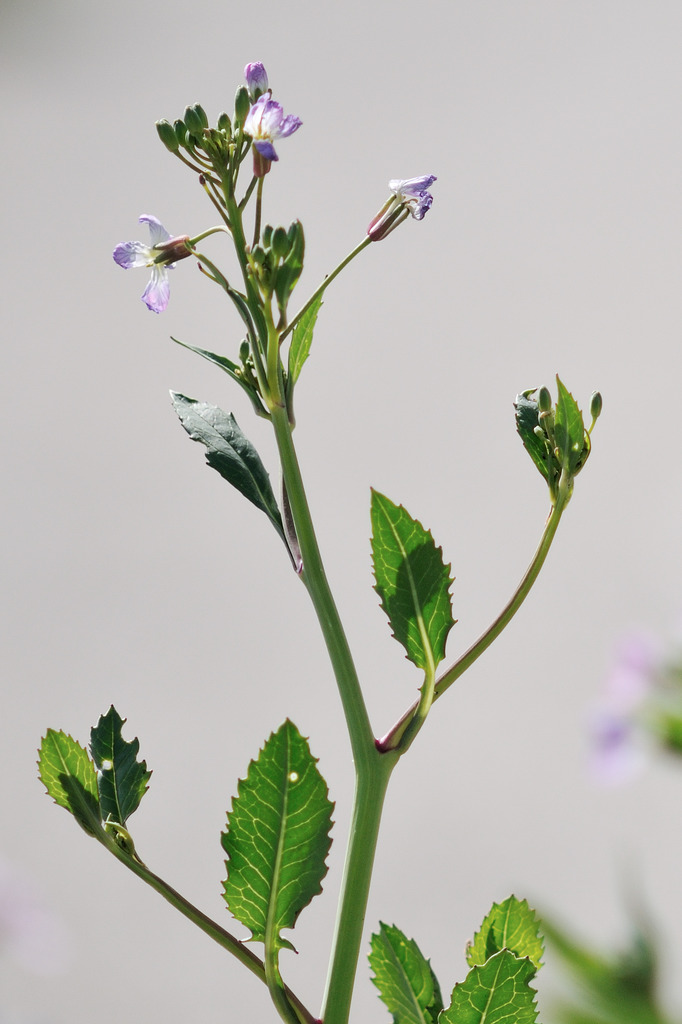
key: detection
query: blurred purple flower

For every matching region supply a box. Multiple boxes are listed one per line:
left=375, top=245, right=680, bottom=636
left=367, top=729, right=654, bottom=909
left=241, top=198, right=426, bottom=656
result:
left=0, top=857, right=71, bottom=975
left=244, top=61, right=269, bottom=100
left=113, top=215, right=191, bottom=313
left=243, top=94, right=302, bottom=163
left=590, top=634, right=658, bottom=786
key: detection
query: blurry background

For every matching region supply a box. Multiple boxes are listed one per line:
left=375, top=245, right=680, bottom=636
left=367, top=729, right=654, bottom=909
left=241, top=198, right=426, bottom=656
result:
left=2, top=0, right=681, bottom=1020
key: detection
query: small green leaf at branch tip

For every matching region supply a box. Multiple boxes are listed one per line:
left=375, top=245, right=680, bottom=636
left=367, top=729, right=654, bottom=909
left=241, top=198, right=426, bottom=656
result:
left=371, top=490, right=455, bottom=671
left=38, top=730, right=102, bottom=836
left=440, top=950, right=539, bottom=1024
left=369, top=922, right=443, bottom=1024
left=287, top=294, right=323, bottom=388
left=467, top=896, right=544, bottom=971
left=90, top=706, right=151, bottom=827
left=221, top=720, right=334, bottom=952
left=554, top=376, right=588, bottom=476
left=171, top=393, right=284, bottom=533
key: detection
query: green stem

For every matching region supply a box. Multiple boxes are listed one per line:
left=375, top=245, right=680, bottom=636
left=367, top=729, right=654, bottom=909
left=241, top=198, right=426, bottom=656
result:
left=269, top=405, right=374, bottom=765
left=100, top=835, right=317, bottom=1024
left=320, top=756, right=396, bottom=1024
left=379, top=497, right=567, bottom=752
left=280, top=236, right=373, bottom=344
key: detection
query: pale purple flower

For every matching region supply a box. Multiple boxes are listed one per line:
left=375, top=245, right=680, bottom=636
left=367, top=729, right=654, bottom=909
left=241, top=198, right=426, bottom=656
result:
left=590, top=634, right=658, bottom=786
left=244, top=61, right=269, bottom=100
left=243, top=94, right=302, bottom=162
left=388, top=175, right=437, bottom=220
left=113, top=215, right=191, bottom=313
left=367, top=175, right=437, bottom=240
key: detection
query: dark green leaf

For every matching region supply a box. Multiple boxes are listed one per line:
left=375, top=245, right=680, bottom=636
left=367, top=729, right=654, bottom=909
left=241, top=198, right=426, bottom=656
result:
left=554, top=377, right=587, bottom=475
left=369, top=922, right=443, bottom=1024
left=171, top=393, right=284, bottom=534
left=288, top=295, right=323, bottom=387
left=171, top=338, right=266, bottom=417
left=467, top=896, right=543, bottom=971
left=514, top=391, right=550, bottom=482
left=90, top=706, right=151, bottom=826
left=440, top=950, right=539, bottom=1024
left=222, top=720, right=333, bottom=951
left=38, top=730, right=102, bottom=836
left=371, top=491, right=455, bottom=670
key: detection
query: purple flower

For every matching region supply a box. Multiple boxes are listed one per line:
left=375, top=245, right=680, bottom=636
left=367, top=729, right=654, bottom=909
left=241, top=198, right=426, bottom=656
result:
left=243, top=94, right=302, bottom=164
left=388, top=175, right=437, bottom=221
left=590, top=634, right=658, bottom=786
left=367, top=175, right=437, bottom=241
left=113, top=215, right=191, bottom=313
left=244, top=61, right=269, bottom=100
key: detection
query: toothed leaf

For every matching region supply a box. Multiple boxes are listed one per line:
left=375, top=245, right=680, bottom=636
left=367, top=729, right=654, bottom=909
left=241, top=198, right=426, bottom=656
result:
left=467, top=896, right=544, bottom=971
left=370, top=922, right=443, bottom=1024
left=514, top=391, right=550, bottom=481
left=38, top=730, right=102, bottom=836
left=222, top=720, right=333, bottom=951
left=554, top=377, right=587, bottom=475
left=90, top=706, right=151, bottom=826
left=371, top=490, right=455, bottom=670
left=441, top=950, right=539, bottom=1024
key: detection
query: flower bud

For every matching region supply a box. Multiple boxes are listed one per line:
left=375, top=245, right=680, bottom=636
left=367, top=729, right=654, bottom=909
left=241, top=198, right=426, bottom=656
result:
left=538, top=386, right=552, bottom=414
left=184, top=104, right=207, bottom=138
left=156, top=119, right=179, bottom=153
left=244, top=62, right=269, bottom=100
left=173, top=119, right=188, bottom=148
left=589, top=391, right=603, bottom=421
left=262, top=224, right=273, bottom=248
left=272, top=226, right=290, bottom=260
left=153, top=235, right=193, bottom=265
left=234, top=85, right=251, bottom=125
left=217, top=111, right=232, bottom=136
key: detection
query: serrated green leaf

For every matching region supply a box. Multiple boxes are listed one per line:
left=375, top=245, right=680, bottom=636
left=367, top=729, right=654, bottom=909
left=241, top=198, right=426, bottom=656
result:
left=89, top=706, right=151, bottom=826
left=514, top=391, right=550, bottom=482
left=171, top=393, right=284, bottom=535
left=370, top=922, right=443, bottom=1024
left=467, top=896, right=544, bottom=971
left=441, top=950, right=539, bottom=1024
left=371, top=491, right=455, bottom=670
left=222, top=720, right=333, bottom=951
left=554, top=377, right=587, bottom=475
left=38, top=730, right=102, bottom=836
left=287, top=295, right=323, bottom=387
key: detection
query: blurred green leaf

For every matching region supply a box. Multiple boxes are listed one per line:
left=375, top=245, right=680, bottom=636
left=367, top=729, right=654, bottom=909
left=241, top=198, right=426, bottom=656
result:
left=171, top=393, right=284, bottom=536
left=371, top=491, right=455, bottom=671
left=554, top=377, right=587, bottom=476
left=287, top=295, right=323, bottom=388
left=222, top=720, right=333, bottom=951
left=90, top=706, right=151, bottom=826
left=441, top=949, right=538, bottom=1024
left=38, top=730, right=102, bottom=836
left=467, top=895, right=543, bottom=971
left=369, top=922, right=443, bottom=1024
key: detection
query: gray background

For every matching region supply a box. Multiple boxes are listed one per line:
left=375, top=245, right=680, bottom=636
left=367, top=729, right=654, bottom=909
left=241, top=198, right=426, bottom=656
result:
left=2, top=0, right=682, bottom=1021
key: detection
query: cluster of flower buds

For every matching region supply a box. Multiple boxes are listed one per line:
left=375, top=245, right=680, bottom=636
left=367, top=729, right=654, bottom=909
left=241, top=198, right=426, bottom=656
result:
left=247, top=221, right=305, bottom=320
left=514, top=379, right=602, bottom=505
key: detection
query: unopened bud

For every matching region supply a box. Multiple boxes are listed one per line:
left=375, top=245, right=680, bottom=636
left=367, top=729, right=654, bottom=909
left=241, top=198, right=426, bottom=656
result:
left=272, top=226, right=290, bottom=260
left=244, top=62, right=269, bottom=100
left=153, top=235, right=193, bottom=264
left=184, top=104, right=207, bottom=137
left=234, top=85, right=251, bottom=125
left=156, top=119, right=179, bottom=153
left=537, top=386, right=552, bottom=414
left=217, top=111, right=232, bottom=135
left=173, top=119, right=188, bottom=148
left=589, top=391, right=603, bottom=421
left=262, top=225, right=273, bottom=249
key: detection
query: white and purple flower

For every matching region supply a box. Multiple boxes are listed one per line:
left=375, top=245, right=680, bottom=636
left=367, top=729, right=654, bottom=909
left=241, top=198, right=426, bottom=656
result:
left=244, top=61, right=269, bottom=100
left=367, top=175, right=437, bottom=240
left=244, top=94, right=302, bottom=166
left=113, top=215, right=191, bottom=313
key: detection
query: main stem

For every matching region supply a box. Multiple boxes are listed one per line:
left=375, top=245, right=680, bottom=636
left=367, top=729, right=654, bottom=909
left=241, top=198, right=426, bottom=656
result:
left=270, top=405, right=395, bottom=1024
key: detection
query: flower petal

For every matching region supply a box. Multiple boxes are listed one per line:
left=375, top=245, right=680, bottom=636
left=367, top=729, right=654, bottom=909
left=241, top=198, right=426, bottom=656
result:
left=139, top=214, right=171, bottom=247
left=113, top=240, right=152, bottom=269
left=141, top=265, right=170, bottom=313
left=254, top=139, right=278, bottom=161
